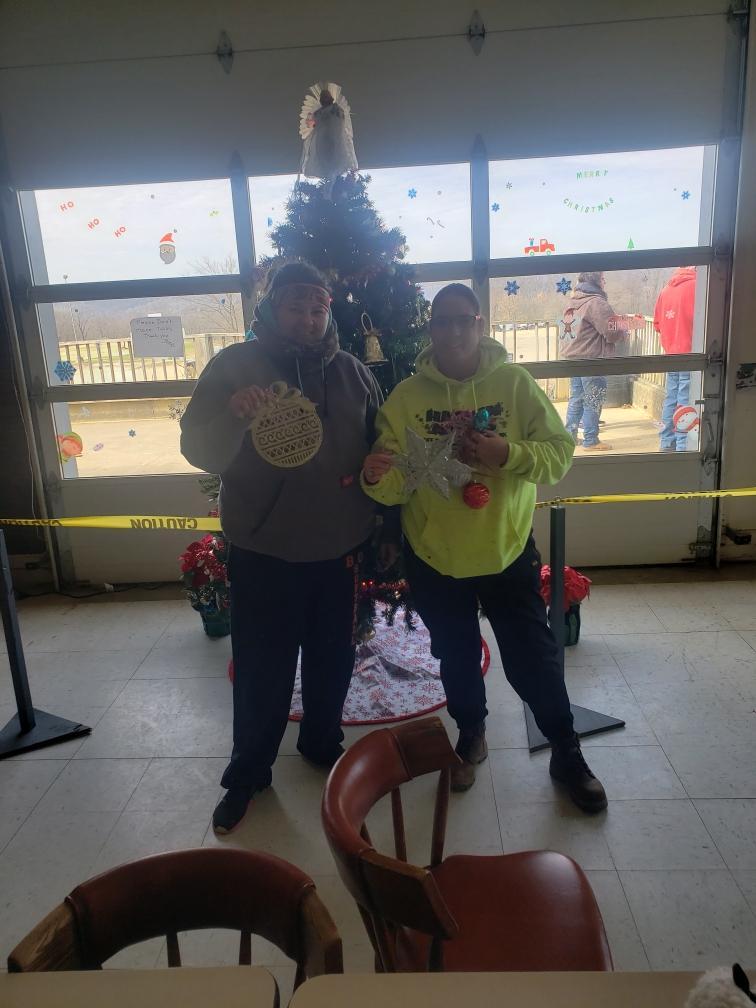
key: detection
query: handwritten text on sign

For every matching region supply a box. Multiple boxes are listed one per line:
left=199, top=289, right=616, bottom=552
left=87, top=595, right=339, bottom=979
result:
left=129, top=316, right=185, bottom=358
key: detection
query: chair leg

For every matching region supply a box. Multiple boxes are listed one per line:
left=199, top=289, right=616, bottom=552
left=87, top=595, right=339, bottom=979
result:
left=239, top=930, right=252, bottom=966
left=166, top=932, right=181, bottom=967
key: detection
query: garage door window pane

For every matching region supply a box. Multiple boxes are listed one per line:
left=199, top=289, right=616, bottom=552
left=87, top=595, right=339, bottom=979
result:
left=53, top=398, right=197, bottom=478
left=489, top=147, right=711, bottom=259
left=535, top=371, right=703, bottom=456
left=42, top=295, right=244, bottom=386
left=250, top=164, right=472, bottom=265
left=23, top=180, right=237, bottom=284
left=366, top=163, right=471, bottom=264
left=490, top=267, right=706, bottom=363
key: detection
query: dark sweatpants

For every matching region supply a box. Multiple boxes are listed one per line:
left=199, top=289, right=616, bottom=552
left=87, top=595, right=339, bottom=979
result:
left=405, top=537, right=574, bottom=742
left=220, top=544, right=358, bottom=793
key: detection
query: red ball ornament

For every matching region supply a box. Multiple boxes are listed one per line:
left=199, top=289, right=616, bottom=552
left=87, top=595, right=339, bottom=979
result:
left=463, top=481, right=490, bottom=509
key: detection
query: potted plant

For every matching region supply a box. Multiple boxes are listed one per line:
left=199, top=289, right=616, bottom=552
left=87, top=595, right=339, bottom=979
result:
left=539, top=565, right=592, bottom=646
left=179, top=532, right=230, bottom=638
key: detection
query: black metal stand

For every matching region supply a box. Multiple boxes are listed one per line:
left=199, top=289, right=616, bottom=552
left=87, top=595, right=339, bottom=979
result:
left=0, top=531, right=90, bottom=759
left=524, top=506, right=625, bottom=753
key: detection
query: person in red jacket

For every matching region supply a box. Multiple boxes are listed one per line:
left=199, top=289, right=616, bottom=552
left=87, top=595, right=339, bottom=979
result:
left=653, top=267, right=696, bottom=452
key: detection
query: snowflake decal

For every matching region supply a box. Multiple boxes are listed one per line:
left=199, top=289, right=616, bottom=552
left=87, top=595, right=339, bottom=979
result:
left=505, top=182, right=513, bottom=189
left=407, top=188, right=417, bottom=199
left=556, top=278, right=572, bottom=296
left=168, top=401, right=186, bottom=421
left=77, top=406, right=91, bottom=418
left=54, top=360, right=76, bottom=383
left=505, top=280, right=520, bottom=296
left=491, top=202, right=501, bottom=213
left=128, top=429, right=136, bottom=437
left=665, top=309, right=676, bottom=319
left=681, top=191, right=690, bottom=200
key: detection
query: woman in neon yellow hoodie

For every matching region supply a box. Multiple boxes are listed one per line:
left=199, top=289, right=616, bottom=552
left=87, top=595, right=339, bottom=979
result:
left=362, top=284, right=606, bottom=812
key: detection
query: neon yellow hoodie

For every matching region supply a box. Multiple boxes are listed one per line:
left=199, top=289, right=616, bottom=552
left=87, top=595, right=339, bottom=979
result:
left=362, top=337, right=574, bottom=578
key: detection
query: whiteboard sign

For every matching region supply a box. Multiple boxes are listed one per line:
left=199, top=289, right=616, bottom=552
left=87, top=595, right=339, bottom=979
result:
left=130, top=316, right=184, bottom=358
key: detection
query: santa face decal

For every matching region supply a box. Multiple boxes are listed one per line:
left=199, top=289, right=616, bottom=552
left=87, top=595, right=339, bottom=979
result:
left=159, top=232, right=176, bottom=264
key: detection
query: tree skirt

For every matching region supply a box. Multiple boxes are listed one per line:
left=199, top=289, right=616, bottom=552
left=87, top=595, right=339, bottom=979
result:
left=292, top=610, right=490, bottom=726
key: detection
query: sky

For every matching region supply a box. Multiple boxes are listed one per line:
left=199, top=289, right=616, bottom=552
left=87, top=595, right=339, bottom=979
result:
left=29, top=146, right=708, bottom=286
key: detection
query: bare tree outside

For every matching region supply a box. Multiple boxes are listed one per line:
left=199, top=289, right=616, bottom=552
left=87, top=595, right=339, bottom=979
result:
left=184, top=256, right=242, bottom=333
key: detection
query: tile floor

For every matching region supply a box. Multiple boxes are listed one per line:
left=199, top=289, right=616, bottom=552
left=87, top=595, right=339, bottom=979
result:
left=1, top=579, right=756, bottom=997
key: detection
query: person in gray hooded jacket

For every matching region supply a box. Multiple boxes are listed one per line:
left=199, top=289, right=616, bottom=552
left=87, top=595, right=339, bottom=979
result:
left=180, top=261, right=390, bottom=834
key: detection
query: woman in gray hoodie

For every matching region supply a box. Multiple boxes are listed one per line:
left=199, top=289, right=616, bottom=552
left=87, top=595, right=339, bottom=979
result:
left=181, top=261, right=389, bottom=833
left=560, top=271, right=642, bottom=452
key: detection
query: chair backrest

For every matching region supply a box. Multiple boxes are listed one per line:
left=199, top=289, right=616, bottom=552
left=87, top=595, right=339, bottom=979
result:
left=321, top=717, right=462, bottom=970
left=8, top=847, right=342, bottom=986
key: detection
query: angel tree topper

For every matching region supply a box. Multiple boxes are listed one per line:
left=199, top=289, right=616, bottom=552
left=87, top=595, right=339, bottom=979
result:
left=299, top=82, right=358, bottom=181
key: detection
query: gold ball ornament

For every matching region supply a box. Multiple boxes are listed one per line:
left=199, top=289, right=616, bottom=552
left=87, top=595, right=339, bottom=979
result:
left=250, top=381, right=323, bottom=468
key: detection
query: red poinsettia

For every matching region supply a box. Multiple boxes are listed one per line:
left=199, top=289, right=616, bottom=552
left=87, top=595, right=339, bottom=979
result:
left=179, top=534, right=230, bottom=608
left=540, top=565, right=591, bottom=611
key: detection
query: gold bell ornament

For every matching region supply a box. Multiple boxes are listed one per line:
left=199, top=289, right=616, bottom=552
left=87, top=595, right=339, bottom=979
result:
left=361, top=312, right=387, bottom=366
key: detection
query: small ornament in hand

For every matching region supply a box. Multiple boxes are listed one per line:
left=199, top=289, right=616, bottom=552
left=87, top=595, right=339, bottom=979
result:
left=229, top=385, right=274, bottom=420
left=460, top=429, right=510, bottom=470
left=462, top=481, right=491, bottom=509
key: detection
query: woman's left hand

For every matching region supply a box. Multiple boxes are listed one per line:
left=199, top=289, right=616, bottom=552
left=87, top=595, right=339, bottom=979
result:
left=460, top=430, right=510, bottom=470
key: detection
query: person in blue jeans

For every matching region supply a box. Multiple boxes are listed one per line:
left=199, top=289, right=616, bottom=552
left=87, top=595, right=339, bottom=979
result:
left=560, top=272, right=644, bottom=452
left=565, top=375, right=607, bottom=449
left=660, top=370, right=691, bottom=451
left=654, top=267, right=696, bottom=452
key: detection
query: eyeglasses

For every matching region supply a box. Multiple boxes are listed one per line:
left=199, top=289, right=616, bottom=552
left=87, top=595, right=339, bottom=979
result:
left=430, top=314, right=481, bottom=332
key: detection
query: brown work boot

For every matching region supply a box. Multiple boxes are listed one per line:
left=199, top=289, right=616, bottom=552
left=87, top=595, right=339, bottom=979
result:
left=582, top=441, right=613, bottom=452
left=451, top=723, right=488, bottom=792
left=549, top=733, right=607, bottom=813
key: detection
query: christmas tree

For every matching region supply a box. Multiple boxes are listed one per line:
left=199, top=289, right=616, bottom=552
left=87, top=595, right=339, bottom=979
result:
left=264, top=172, right=430, bottom=394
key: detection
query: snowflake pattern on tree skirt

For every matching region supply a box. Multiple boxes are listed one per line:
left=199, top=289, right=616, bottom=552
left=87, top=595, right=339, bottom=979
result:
left=288, top=610, right=490, bottom=725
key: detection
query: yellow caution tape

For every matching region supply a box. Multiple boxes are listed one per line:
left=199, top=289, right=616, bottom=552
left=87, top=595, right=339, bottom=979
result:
left=0, top=515, right=222, bottom=531
left=0, top=487, right=755, bottom=532
left=535, top=487, right=756, bottom=508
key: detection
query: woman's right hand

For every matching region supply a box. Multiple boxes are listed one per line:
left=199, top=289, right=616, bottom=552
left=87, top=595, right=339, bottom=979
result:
left=363, top=451, right=394, bottom=485
left=229, top=386, right=273, bottom=421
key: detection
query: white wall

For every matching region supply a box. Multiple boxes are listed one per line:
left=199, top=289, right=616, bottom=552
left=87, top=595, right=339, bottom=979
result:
left=720, top=10, right=756, bottom=559
left=0, top=1, right=738, bottom=187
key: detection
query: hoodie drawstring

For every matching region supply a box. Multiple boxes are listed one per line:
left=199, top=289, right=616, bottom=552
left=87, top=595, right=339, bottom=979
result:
left=446, top=379, right=479, bottom=417
left=321, top=358, right=329, bottom=418
left=295, top=356, right=329, bottom=418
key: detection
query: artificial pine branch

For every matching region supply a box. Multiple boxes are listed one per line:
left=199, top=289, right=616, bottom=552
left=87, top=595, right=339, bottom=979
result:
left=265, top=171, right=431, bottom=395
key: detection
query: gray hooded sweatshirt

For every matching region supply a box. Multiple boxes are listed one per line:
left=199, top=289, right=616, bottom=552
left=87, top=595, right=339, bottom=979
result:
left=180, top=332, right=382, bottom=562
left=560, top=282, right=621, bottom=360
